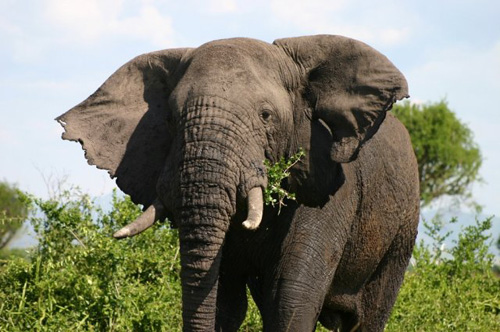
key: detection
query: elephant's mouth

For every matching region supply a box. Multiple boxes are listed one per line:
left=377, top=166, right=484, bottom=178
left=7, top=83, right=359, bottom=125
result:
left=113, top=96, right=269, bottom=238
left=113, top=185, right=264, bottom=239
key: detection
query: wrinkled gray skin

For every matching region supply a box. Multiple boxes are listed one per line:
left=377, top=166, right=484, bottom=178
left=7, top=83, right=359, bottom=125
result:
left=57, top=35, right=420, bottom=331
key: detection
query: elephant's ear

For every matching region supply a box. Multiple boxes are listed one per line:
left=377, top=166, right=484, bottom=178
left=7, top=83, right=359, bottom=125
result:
left=274, top=35, right=408, bottom=163
left=56, top=48, right=192, bottom=206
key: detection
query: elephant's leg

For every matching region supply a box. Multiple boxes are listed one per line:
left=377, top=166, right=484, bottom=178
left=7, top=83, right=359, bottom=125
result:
left=259, top=237, right=345, bottom=331
left=358, top=231, right=416, bottom=332
left=260, top=257, right=333, bottom=332
left=215, top=270, right=248, bottom=332
left=257, top=207, right=351, bottom=331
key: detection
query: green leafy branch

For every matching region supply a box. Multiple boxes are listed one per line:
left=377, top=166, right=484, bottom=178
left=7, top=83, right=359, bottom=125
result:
left=263, top=149, right=305, bottom=212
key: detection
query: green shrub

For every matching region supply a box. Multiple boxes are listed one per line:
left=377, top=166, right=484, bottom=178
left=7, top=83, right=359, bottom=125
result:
left=0, top=181, right=28, bottom=249
left=1, top=189, right=498, bottom=331
left=387, top=216, right=500, bottom=331
left=0, top=189, right=182, bottom=331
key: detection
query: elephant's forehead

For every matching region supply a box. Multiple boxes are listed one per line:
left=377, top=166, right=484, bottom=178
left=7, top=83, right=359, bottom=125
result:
left=171, top=38, right=292, bottom=111
left=190, top=38, right=277, bottom=72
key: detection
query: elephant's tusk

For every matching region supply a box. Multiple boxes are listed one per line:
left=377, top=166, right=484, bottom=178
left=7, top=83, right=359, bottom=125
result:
left=113, top=199, right=166, bottom=239
left=242, top=187, right=264, bottom=230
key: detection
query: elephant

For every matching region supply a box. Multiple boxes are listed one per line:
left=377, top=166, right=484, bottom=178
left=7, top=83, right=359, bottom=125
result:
left=56, top=35, right=420, bottom=331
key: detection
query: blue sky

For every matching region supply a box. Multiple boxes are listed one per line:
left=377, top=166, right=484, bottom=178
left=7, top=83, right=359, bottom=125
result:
left=1, top=0, right=499, bottom=218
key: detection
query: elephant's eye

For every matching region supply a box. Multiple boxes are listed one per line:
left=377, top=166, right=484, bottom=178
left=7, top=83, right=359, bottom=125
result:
left=260, top=109, right=272, bottom=123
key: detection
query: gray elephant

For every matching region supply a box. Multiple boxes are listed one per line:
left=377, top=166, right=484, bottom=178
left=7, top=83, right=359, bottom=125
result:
left=57, top=35, right=420, bottom=331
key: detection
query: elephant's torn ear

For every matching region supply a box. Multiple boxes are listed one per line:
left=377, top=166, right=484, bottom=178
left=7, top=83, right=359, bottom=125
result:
left=273, top=35, right=409, bottom=163
left=56, top=48, right=192, bottom=207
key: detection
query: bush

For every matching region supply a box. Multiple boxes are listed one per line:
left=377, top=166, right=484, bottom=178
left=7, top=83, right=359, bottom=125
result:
left=1, top=189, right=498, bottom=331
left=0, top=181, right=28, bottom=249
left=387, top=216, right=500, bottom=331
left=0, top=189, right=182, bottom=331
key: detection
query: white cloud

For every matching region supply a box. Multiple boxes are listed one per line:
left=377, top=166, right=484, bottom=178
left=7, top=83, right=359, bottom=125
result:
left=0, top=79, right=77, bottom=98
left=0, top=13, right=46, bottom=64
left=270, top=0, right=346, bottom=31
left=407, top=41, right=500, bottom=145
left=43, top=0, right=174, bottom=47
left=269, top=0, right=412, bottom=46
left=208, top=0, right=238, bottom=13
left=379, top=28, right=411, bottom=45
left=112, top=5, right=174, bottom=47
left=0, top=19, right=22, bottom=35
left=10, top=38, right=46, bottom=63
left=272, top=0, right=347, bottom=18
left=44, top=0, right=117, bottom=42
left=0, top=127, right=15, bottom=144
left=408, top=41, right=500, bottom=121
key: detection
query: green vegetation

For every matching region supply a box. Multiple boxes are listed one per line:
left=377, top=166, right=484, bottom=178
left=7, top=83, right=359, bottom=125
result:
left=1, top=189, right=498, bottom=331
left=0, top=189, right=264, bottom=331
left=0, top=181, right=28, bottom=249
left=387, top=216, right=500, bottom=331
left=393, top=100, right=482, bottom=206
left=263, top=149, right=304, bottom=211
left=0, top=190, right=183, bottom=331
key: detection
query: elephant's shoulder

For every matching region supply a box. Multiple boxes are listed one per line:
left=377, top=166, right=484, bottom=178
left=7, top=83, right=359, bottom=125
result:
left=355, top=113, right=417, bottom=184
left=369, top=113, right=414, bottom=158
left=382, top=113, right=411, bottom=140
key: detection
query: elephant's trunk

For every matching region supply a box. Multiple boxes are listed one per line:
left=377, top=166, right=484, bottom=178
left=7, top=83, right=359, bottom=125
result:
left=178, top=191, right=230, bottom=331
left=172, top=97, right=267, bottom=330
left=177, top=160, right=236, bottom=331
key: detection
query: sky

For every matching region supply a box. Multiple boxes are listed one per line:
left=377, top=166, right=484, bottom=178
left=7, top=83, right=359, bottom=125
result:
left=1, top=0, right=499, bottom=220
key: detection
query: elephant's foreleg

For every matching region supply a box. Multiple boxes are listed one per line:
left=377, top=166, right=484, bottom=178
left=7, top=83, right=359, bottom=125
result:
left=262, top=257, right=336, bottom=332
left=255, top=205, right=352, bottom=331
left=215, top=270, right=248, bottom=332
left=261, top=240, right=346, bottom=330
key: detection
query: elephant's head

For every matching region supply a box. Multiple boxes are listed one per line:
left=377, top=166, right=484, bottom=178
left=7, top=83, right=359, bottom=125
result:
left=57, top=35, right=407, bottom=330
